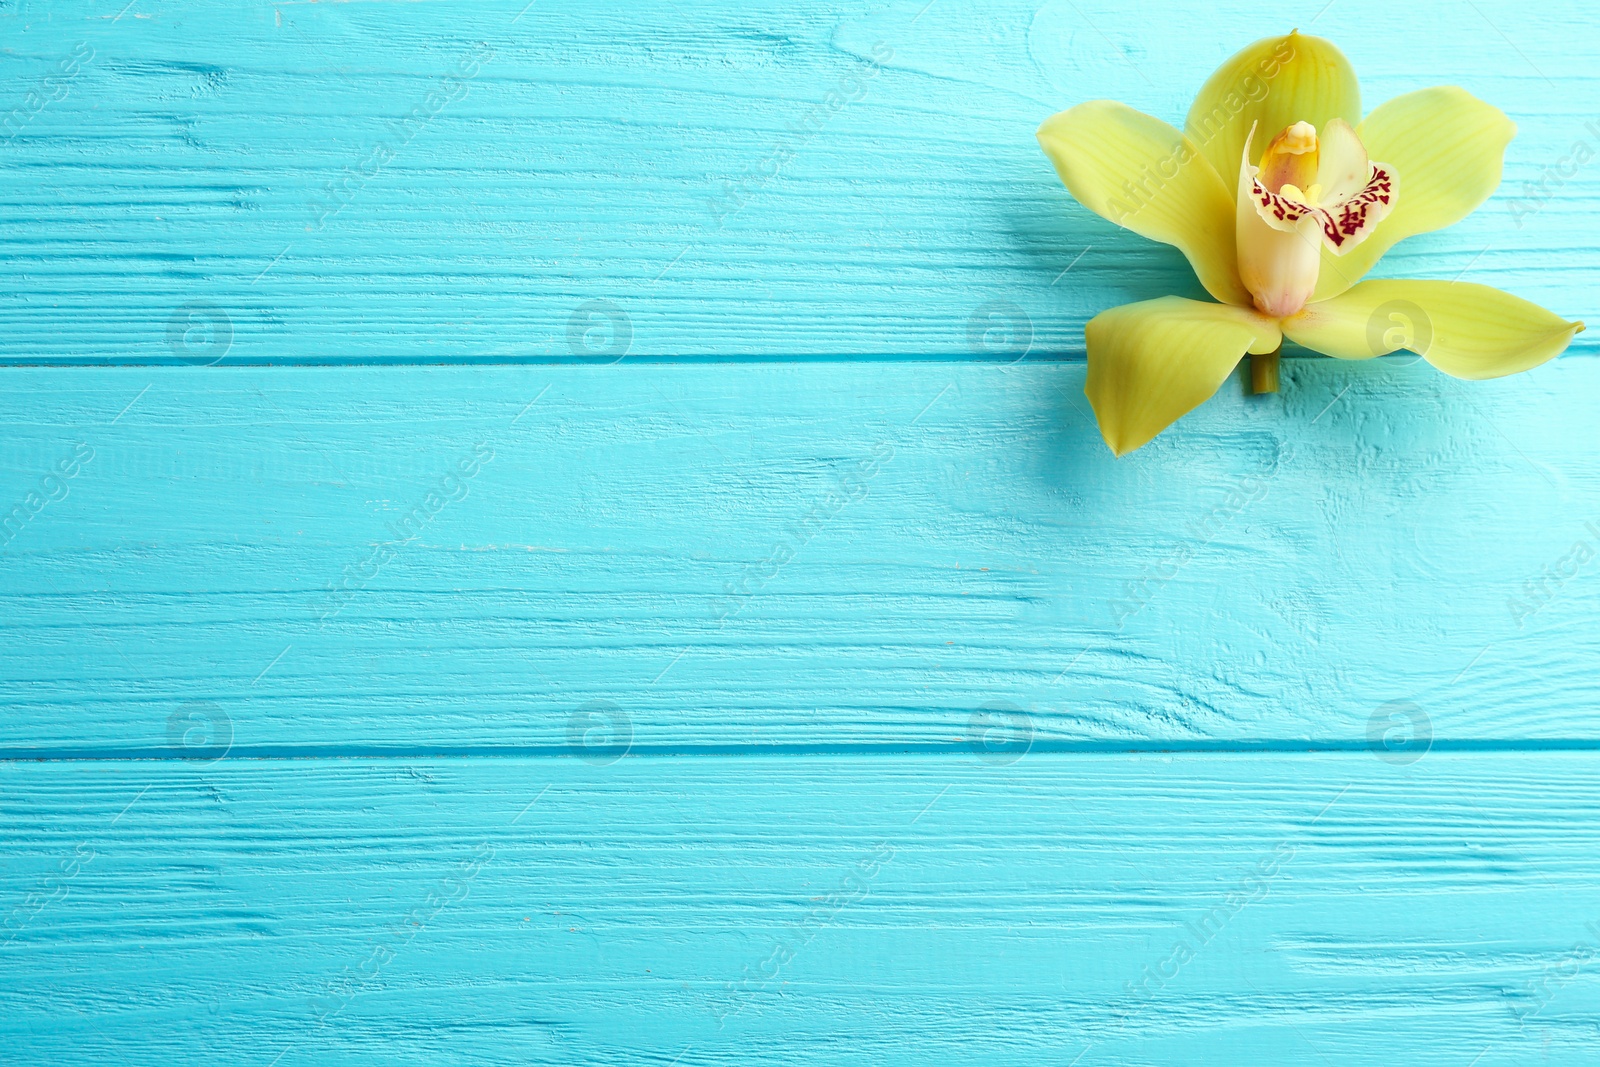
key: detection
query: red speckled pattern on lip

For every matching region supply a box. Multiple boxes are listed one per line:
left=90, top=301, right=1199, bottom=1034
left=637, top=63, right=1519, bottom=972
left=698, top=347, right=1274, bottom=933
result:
left=1249, top=160, right=1397, bottom=253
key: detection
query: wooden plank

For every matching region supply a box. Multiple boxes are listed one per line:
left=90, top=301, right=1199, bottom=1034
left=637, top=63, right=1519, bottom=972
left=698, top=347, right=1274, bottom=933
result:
left=3, top=753, right=1598, bottom=1065
left=0, top=0, right=1594, bottom=362
left=2, top=361, right=1598, bottom=751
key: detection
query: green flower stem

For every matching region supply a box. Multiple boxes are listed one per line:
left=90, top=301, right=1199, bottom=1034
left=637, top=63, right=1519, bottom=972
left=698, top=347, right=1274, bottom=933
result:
left=1249, top=344, right=1281, bottom=395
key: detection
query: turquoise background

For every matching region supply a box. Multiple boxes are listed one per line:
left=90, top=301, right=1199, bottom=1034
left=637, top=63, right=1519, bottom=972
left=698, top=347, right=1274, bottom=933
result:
left=3, top=0, right=1598, bottom=1063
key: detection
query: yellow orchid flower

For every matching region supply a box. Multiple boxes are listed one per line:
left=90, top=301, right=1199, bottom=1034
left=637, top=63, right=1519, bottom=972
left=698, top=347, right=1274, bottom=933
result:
left=1037, top=31, right=1585, bottom=456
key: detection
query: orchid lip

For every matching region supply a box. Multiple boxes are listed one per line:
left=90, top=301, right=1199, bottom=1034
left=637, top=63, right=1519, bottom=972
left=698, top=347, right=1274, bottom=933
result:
left=1246, top=152, right=1398, bottom=255
left=1236, top=118, right=1398, bottom=319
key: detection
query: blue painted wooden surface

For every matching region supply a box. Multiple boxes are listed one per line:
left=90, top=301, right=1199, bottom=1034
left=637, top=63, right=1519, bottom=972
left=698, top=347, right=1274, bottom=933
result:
left=3, top=1, right=1599, bottom=1064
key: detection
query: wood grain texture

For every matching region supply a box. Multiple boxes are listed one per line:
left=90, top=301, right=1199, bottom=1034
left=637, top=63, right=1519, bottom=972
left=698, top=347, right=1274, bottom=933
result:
left=1, top=360, right=1598, bottom=753
left=5, top=754, right=1600, bottom=1066
left=5, top=0, right=1600, bottom=1060
left=0, top=0, right=1594, bottom=362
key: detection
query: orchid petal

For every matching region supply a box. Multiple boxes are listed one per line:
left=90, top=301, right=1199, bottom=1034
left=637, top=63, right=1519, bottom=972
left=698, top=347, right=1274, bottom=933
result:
left=1038, top=101, right=1249, bottom=306
left=1314, top=117, right=1369, bottom=203
left=1086, top=296, right=1283, bottom=455
left=1185, top=32, right=1361, bottom=190
left=1284, top=280, right=1584, bottom=378
left=1311, top=87, right=1517, bottom=301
